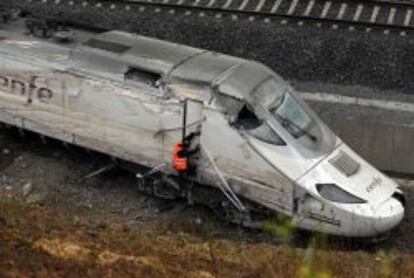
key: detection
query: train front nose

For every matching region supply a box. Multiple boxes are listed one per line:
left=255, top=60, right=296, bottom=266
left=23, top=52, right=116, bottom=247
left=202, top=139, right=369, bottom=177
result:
left=371, top=195, right=405, bottom=235
left=299, top=192, right=405, bottom=237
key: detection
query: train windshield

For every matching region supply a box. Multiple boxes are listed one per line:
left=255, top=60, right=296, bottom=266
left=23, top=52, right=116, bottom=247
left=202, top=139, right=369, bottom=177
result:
left=269, top=93, right=315, bottom=140
left=250, top=77, right=336, bottom=154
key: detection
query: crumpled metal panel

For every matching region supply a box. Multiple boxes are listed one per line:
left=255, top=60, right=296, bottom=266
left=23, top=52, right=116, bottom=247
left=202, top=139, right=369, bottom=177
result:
left=199, top=108, right=294, bottom=214
left=70, top=46, right=127, bottom=81
left=167, top=51, right=242, bottom=84
left=217, top=62, right=273, bottom=100
left=213, top=93, right=244, bottom=119
left=74, top=31, right=278, bottom=103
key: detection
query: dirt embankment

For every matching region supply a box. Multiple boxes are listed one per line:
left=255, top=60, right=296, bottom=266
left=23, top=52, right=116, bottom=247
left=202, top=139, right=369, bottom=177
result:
left=2, top=195, right=414, bottom=278
left=0, top=196, right=264, bottom=277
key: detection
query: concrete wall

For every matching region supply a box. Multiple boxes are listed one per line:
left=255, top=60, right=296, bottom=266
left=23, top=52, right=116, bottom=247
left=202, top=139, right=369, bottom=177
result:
left=308, top=99, right=414, bottom=174
left=329, top=116, right=414, bottom=174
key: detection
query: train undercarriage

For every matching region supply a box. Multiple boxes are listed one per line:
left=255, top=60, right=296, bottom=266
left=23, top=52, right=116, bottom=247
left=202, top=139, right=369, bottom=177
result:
left=120, top=160, right=274, bottom=230
left=1, top=122, right=274, bottom=231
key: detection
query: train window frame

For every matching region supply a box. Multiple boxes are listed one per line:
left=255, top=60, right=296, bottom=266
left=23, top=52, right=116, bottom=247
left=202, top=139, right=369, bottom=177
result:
left=124, top=66, right=162, bottom=89
left=233, top=104, right=286, bottom=146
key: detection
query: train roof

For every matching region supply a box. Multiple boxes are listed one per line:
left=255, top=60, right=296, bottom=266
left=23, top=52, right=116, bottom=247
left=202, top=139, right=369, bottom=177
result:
left=0, top=19, right=275, bottom=100
left=80, top=30, right=204, bottom=75
left=78, top=30, right=273, bottom=99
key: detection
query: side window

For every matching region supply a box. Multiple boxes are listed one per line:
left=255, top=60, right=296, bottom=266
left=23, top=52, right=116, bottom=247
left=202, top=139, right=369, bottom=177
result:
left=124, top=67, right=161, bottom=88
left=233, top=105, right=262, bottom=130
left=233, top=105, right=286, bottom=146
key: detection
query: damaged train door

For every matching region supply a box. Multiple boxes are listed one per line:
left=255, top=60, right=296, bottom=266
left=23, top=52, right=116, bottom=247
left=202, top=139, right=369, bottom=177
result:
left=182, top=98, right=203, bottom=148
left=167, top=98, right=203, bottom=173
left=199, top=104, right=295, bottom=216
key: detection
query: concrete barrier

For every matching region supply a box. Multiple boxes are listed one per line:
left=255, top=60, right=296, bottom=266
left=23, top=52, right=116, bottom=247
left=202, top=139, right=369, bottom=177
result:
left=306, top=94, right=414, bottom=174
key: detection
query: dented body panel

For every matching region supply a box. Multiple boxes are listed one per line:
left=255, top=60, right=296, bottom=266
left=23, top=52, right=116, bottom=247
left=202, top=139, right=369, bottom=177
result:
left=0, top=20, right=405, bottom=237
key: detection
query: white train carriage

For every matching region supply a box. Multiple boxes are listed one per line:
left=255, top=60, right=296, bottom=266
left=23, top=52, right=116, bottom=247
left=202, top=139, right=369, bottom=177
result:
left=0, top=19, right=405, bottom=237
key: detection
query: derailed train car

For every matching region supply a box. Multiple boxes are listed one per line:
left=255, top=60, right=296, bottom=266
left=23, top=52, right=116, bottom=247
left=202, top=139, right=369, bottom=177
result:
left=0, top=19, right=405, bottom=237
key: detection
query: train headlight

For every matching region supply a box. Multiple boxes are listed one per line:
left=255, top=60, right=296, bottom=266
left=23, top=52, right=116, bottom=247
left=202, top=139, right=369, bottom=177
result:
left=316, top=183, right=367, bottom=204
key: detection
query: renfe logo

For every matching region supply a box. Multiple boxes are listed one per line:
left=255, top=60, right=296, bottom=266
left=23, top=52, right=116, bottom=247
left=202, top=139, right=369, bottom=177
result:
left=0, top=75, right=53, bottom=103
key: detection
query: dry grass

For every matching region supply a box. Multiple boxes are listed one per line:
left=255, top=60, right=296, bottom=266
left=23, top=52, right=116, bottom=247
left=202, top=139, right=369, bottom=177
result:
left=0, top=195, right=413, bottom=278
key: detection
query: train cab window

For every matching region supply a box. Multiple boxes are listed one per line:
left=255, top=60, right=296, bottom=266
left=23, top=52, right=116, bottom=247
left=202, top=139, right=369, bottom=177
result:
left=124, top=67, right=161, bottom=88
left=214, top=93, right=285, bottom=146
left=234, top=105, right=261, bottom=130
left=233, top=105, right=286, bottom=146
